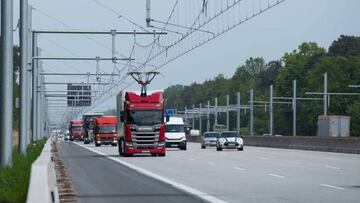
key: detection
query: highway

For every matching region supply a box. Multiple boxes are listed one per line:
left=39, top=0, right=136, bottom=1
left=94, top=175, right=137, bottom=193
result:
left=59, top=142, right=360, bottom=203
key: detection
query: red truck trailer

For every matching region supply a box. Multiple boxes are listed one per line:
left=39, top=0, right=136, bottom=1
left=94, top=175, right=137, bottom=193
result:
left=69, top=120, right=84, bottom=141
left=93, top=116, right=117, bottom=147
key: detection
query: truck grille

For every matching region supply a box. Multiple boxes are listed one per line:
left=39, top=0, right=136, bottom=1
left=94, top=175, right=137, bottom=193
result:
left=132, top=132, right=159, bottom=148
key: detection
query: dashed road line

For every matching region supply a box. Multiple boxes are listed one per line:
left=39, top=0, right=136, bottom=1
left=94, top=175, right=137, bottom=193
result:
left=189, top=158, right=195, bottom=161
left=320, top=184, right=345, bottom=190
left=233, top=167, right=246, bottom=171
left=268, top=173, right=285, bottom=178
left=207, top=162, right=216, bottom=165
left=325, top=165, right=340, bottom=170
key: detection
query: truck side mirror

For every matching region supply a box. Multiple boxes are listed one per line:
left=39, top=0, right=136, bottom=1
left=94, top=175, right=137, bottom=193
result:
left=120, top=111, right=124, bottom=123
left=165, top=114, right=170, bottom=122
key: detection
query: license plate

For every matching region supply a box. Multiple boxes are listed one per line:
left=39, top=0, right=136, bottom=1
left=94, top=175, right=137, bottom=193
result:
left=171, top=144, right=178, bottom=147
left=142, top=150, right=150, bottom=153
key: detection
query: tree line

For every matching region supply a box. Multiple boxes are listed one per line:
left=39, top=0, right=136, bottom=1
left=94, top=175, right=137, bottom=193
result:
left=164, top=35, right=360, bottom=136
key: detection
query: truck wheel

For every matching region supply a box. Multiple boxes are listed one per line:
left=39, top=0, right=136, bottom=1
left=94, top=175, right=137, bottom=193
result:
left=201, top=145, right=206, bottom=149
left=158, top=153, right=165, bottom=157
left=119, top=140, right=124, bottom=156
left=95, top=143, right=101, bottom=147
left=111, top=143, right=117, bottom=147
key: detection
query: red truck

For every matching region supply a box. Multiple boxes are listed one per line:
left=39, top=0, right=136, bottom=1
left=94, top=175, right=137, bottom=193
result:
left=116, top=90, right=168, bottom=156
left=93, top=116, right=118, bottom=147
left=69, top=120, right=84, bottom=141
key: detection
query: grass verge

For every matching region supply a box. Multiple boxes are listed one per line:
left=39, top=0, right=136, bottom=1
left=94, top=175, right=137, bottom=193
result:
left=0, top=139, right=46, bottom=203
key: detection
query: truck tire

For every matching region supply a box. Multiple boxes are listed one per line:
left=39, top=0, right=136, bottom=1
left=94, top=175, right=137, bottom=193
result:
left=201, top=145, right=206, bottom=149
left=158, top=153, right=165, bottom=157
left=119, top=139, right=124, bottom=156
left=95, top=143, right=101, bottom=147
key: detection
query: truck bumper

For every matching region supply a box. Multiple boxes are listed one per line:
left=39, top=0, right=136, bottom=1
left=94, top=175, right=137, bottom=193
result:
left=166, top=140, right=186, bottom=148
left=95, top=137, right=117, bottom=145
left=125, top=146, right=166, bottom=155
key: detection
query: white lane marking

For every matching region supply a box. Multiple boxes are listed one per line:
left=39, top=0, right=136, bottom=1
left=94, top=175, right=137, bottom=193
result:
left=325, top=165, right=340, bottom=170
left=320, top=184, right=345, bottom=190
left=207, top=162, right=216, bottom=165
left=268, top=173, right=285, bottom=178
left=74, top=143, right=227, bottom=203
left=189, top=158, right=195, bottom=161
left=233, top=167, right=246, bottom=171
left=258, top=157, right=270, bottom=160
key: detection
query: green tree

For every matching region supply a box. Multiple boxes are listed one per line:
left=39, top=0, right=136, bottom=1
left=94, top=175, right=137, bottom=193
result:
left=328, top=35, right=360, bottom=57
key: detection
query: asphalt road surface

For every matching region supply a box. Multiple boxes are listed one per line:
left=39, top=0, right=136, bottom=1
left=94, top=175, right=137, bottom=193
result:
left=59, top=141, right=360, bottom=203
left=59, top=142, right=205, bottom=203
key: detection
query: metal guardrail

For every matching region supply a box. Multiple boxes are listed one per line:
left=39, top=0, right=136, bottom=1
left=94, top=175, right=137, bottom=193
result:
left=186, top=135, right=360, bottom=154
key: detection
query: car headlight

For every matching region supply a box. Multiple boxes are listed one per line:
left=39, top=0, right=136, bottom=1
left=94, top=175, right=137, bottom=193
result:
left=219, top=138, right=226, bottom=144
left=237, top=138, right=243, bottom=144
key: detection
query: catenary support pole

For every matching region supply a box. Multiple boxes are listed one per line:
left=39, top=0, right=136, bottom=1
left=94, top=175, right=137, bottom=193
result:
left=199, top=103, right=202, bottom=134
left=37, top=48, right=42, bottom=140
left=27, top=5, right=32, bottom=144
left=237, top=92, right=240, bottom=134
left=226, top=95, right=229, bottom=131
left=214, top=97, right=218, bottom=126
left=19, top=0, right=28, bottom=154
left=32, top=33, right=38, bottom=141
left=293, top=80, right=297, bottom=137
left=249, top=89, right=254, bottom=136
left=269, top=85, right=273, bottom=136
left=323, top=73, right=328, bottom=116
left=192, top=105, right=195, bottom=130
left=207, top=100, right=210, bottom=132
left=0, top=0, right=14, bottom=166
left=146, top=0, right=151, bottom=27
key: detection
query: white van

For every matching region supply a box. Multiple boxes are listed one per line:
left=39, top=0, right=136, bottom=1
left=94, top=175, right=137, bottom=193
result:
left=165, top=117, right=187, bottom=150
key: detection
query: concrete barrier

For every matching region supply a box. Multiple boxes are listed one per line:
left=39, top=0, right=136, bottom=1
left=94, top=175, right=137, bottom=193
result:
left=27, top=138, right=59, bottom=203
left=186, top=135, right=360, bottom=154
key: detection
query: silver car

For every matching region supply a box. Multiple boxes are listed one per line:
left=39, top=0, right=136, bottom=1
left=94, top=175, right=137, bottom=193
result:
left=216, top=131, right=244, bottom=151
left=201, top=132, right=220, bottom=149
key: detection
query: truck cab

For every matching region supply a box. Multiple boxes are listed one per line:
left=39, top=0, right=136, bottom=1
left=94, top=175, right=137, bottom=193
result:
left=82, top=113, right=104, bottom=144
left=93, top=116, right=117, bottom=147
left=117, top=90, right=167, bottom=156
left=165, top=117, right=187, bottom=150
left=69, top=120, right=84, bottom=141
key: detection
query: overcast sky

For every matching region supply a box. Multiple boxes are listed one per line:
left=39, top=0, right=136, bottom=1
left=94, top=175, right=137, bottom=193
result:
left=12, top=0, right=360, bottom=119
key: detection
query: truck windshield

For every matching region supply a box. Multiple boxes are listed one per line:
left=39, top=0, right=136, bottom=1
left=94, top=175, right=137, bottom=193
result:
left=166, top=125, right=185, bottom=132
left=96, top=126, right=116, bottom=134
left=127, top=110, right=162, bottom=125
left=71, top=126, right=83, bottom=131
left=84, top=117, right=95, bottom=130
left=220, top=132, right=240, bottom=138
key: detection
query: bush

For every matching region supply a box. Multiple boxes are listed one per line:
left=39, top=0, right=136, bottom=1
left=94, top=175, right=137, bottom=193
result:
left=0, top=140, right=46, bottom=203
